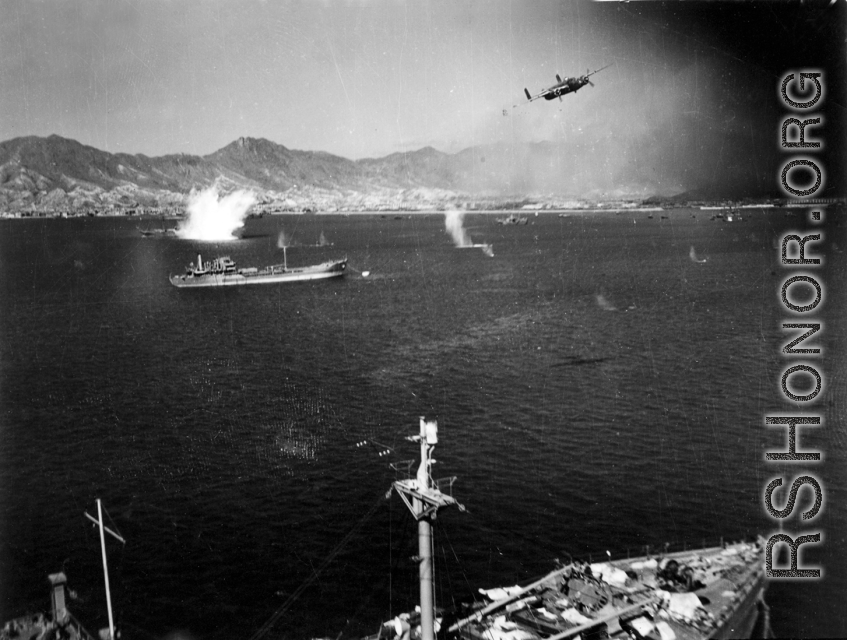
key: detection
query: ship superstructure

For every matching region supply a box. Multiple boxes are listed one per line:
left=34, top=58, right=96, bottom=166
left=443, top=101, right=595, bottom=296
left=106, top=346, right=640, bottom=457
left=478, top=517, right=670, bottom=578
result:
left=373, top=421, right=768, bottom=640
left=169, top=253, right=347, bottom=288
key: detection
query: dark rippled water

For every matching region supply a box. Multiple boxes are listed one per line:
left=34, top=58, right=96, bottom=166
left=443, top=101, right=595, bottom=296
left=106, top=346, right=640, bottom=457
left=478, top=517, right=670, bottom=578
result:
left=1, top=210, right=844, bottom=639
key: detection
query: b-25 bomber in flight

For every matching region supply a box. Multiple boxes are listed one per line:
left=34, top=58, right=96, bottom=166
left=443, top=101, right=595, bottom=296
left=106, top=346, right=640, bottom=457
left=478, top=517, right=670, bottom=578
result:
left=523, top=64, right=612, bottom=103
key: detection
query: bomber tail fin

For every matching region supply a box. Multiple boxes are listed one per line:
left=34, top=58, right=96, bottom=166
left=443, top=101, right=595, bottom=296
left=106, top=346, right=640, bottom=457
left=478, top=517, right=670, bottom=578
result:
left=524, top=88, right=532, bottom=101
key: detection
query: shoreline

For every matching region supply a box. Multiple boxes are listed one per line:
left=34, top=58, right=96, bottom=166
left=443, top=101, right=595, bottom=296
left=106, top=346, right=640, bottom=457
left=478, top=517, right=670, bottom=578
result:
left=2, top=202, right=839, bottom=220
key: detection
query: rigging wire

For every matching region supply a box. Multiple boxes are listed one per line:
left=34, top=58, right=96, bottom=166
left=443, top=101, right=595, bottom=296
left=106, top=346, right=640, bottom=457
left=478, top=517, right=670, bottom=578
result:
left=461, top=507, right=566, bottom=561
left=437, top=540, right=454, bottom=613
left=118, top=621, right=160, bottom=640
left=437, top=519, right=474, bottom=609
left=247, top=492, right=387, bottom=640
left=101, top=503, right=125, bottom=543
left=339, top=500, right=413, bottom=637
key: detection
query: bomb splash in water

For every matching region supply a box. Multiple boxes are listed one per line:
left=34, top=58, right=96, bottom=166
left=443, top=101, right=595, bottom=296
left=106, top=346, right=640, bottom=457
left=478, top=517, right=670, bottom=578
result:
left=444, top=210, right=494, bottom=257
left=445, top=210, right=471, bottom=247
left=176, top=183, right=257, bottom=241
left=689, top=246, right=708, bottom=263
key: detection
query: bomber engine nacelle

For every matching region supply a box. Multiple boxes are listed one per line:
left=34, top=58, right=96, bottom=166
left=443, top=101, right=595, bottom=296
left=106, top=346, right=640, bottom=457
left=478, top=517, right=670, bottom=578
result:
left=521, top=64, right=610, bottom=105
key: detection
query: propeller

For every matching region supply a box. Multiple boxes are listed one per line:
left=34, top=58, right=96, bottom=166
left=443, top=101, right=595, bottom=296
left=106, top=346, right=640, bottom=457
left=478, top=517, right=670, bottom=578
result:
left=579, top=71, right=595, bottom=87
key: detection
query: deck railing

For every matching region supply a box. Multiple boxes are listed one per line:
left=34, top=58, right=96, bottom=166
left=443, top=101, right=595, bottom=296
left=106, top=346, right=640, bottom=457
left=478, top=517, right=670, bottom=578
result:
left=563, top=533, right=763, bottom=565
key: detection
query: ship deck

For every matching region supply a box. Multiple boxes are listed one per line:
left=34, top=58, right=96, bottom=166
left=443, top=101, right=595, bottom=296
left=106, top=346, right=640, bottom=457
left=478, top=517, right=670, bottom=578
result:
left=374, top=539, right=766, bottom=640
left=170, top=258, right=346, bottom=287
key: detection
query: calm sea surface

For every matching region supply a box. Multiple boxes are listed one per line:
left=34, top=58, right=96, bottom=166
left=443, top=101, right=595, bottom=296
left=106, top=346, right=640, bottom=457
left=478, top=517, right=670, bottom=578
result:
left=1, top=210, right=844, bottom=639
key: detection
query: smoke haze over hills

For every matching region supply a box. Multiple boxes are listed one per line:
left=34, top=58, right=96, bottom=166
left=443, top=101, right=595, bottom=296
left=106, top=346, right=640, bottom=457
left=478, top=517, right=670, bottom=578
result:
left=0, top=132, right=788, bottom=211
left=0, top=1, right=843, bottom=210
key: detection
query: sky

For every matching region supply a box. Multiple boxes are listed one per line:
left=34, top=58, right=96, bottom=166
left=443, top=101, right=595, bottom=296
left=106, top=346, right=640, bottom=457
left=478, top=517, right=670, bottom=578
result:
left=0, top=0, right=844, bottom=194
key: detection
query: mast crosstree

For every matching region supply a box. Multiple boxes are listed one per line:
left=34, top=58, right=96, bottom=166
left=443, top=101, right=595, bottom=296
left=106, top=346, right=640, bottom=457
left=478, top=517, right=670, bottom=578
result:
left=84, top=499, right=125, bottom=640
left=389, top=417, right=464, bottom=640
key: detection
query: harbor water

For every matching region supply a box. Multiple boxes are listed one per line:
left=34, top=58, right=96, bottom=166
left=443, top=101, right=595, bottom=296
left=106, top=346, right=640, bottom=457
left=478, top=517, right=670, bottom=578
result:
left=0, top=210, right=844, bottom=638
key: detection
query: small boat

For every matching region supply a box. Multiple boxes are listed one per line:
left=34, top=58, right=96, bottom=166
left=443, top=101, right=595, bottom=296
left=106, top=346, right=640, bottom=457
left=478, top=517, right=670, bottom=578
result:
left=138, top=217, right=177, bottom=237
left=169, top=254, right=347, bottom=288
left=496, top=213, right=529, bottom=225
left=139, top=227, right=177, bottom=237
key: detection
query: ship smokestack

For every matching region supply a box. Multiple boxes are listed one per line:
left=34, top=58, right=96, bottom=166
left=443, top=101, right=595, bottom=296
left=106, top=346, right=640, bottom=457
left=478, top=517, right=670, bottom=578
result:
left=197, top=254, right=202, bottom=271
left=49, top=572, right=69, bottom=626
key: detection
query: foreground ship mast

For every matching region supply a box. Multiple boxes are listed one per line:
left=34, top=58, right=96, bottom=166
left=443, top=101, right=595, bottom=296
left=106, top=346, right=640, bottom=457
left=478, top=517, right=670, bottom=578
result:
left=373, top=417, right=769, bottom=640
left=83, top=499, right=126, bottom=640
left=389, top=417, right=463, bottom=640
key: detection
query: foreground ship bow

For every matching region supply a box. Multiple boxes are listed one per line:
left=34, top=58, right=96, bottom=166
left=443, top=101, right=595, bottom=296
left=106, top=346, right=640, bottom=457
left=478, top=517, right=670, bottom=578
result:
left=170, top=254, right=346, bottom=287
left=371, top=420, right=768, bottom=640
left=434, top=541, right=766, bottom=640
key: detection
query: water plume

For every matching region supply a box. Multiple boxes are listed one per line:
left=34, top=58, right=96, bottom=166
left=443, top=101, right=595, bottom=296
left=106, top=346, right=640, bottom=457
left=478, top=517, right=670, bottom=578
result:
left=277, top=231, right=291, bottom=249
left=689, top=246, right=708, bottom=263
left=445, top=210, right=471, bottom=247
left=444, top=210, right=494, bottom=257
left=275, top=230, right=292, bottom=269
left=595, top=293, right=617, bottom=312
left=176, top=183, right=256, bottom=241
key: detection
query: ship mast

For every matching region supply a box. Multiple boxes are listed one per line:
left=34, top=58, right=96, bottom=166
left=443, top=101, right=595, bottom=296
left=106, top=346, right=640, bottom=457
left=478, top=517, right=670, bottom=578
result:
left=390, top=417, right=463, bottom=640
left=84, top=499, right=126, bottom=640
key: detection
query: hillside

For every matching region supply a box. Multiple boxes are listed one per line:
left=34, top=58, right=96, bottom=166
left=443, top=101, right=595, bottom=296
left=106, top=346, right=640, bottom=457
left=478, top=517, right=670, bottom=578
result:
left=0, top=134, right=780, bottom=212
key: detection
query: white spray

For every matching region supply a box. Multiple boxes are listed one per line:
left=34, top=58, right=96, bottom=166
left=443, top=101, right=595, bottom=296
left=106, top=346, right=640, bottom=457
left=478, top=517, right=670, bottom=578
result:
left=176, top=183, right=257, bottom=241
left=689, top=246, right=708, bottom=263
left=444, top=210, right=494, bottom=257
left=276, top=231, right=291, bottom=249
left=445, top=210, right=472, bottom=247
left=595, top=293, right=617, bottom=312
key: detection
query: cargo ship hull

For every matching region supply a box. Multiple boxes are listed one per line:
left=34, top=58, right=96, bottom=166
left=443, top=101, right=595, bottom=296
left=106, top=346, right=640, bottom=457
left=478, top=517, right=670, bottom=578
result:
left=708, top=575, right=767, bottom=640
left=169, top=257, right=346, bottom=288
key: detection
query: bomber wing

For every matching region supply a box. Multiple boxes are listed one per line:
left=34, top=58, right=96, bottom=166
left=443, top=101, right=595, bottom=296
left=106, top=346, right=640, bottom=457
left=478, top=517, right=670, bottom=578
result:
left=523, top=87, right=552, bottom=103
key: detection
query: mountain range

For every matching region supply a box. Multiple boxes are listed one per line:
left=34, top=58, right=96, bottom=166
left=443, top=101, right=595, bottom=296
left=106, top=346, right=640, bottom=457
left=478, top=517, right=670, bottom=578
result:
left=0, top=134, right=776, bottom=212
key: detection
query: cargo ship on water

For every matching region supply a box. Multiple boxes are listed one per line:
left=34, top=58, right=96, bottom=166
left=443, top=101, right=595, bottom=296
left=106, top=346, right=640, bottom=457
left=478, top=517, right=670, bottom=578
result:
left=367, top=418, right=770, bottom=640
left=169, top=253, right=347, bottom=288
